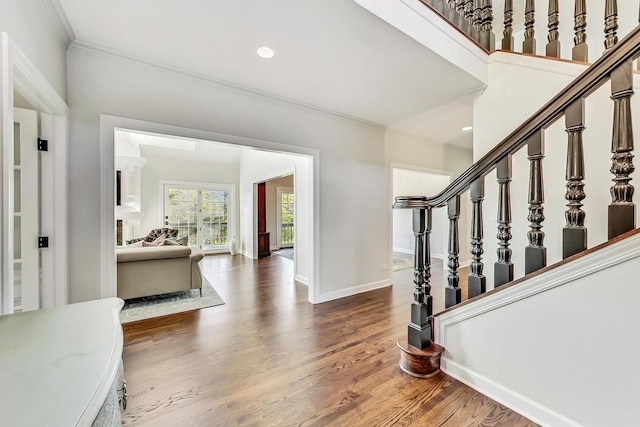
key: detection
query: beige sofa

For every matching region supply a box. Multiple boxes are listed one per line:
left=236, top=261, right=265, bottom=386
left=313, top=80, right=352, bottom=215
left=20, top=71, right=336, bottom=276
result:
left=116, top=245, right=205, bottom=300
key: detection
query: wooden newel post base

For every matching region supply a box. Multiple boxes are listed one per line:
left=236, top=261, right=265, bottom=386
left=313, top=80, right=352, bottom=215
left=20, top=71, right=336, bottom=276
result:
left=397, top=337, right=444, bottom=378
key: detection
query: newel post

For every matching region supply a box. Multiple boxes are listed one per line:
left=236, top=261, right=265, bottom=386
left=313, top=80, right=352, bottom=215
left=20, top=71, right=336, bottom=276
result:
left=394, top=197, right=444, bottom=379
left=408, top=207, right=433, bottom=350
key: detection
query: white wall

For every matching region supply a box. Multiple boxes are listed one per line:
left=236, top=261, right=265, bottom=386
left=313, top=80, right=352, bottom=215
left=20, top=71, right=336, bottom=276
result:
left=386, top=130, right=473, bottom=269
left=472, top=53, right=640, bottom=287
left=138, top=145, right=239, bottom=237
left=67, top=47, right=390, bottom=303
left=0, top=0, right=69, bottom=100
left=435, top=232, right=640, bottom=427
left=265, top=175, right=294, bottom=249
left=392, top=168, right=449, bottom=259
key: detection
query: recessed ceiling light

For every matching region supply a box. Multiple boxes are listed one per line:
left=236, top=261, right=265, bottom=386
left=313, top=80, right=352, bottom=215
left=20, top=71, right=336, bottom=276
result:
left=257, top=46, right=275, bottom=59
left=462, top=126, right=473, bottom=131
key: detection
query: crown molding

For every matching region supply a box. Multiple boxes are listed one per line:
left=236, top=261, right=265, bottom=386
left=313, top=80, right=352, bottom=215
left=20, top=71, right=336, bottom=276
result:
left=69, top=39, right=386, bottom=131
left=40, top=0, right=76, bottom=45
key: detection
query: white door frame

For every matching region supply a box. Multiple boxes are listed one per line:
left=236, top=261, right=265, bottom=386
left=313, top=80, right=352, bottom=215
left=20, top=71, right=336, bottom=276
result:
left=99, top=115, right=320, bottom=303
left=0, top=33, right=69, bottom=314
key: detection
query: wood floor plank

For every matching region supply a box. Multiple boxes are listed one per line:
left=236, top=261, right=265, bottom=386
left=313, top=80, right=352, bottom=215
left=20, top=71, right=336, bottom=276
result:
left=121, top=254, right=536, bottom=426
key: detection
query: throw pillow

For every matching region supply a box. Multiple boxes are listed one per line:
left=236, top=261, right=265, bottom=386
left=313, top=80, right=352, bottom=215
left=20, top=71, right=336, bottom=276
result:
left=127, top=240, right=144, bottom=247
left=142, top=234, right=166, bottom=247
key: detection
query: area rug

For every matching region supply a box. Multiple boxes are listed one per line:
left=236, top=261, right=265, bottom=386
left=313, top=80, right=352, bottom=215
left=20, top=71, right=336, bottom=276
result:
left=119, top=278, right=224, bottom=323
left=273, top=248, right=294, bottom=260
left=393, top=257, right=414, bottom=272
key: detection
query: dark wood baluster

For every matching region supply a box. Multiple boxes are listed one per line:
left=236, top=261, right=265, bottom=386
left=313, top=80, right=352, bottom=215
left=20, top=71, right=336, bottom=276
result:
left=473, top=0, right=482, bottom=42
left=456, top=0, right=466, bottom=29
left=563, top=99, right=588, bottom=258
left=468, top=179, right=486, bottom=298
left=408, top=208, right=433, bottom=350
left=523, top=0, right=536, bottom=54
left=604, top=0, right=618, bottom=51
left=638, top=3, right=640, bottom=70
left=502, top=0, right=514, bottom=51
left=479, top=0, right=495, bottom=51
left=446, top=196, right=461, bottom=308
left=573, top=0, right=588, bottom=61
left=495, top=156, right=514, bottom=287
left=608, top=61, right=636, bottom=239
left=546, top=0, right=560, bottom=58
left=465, top=0, right=475, bottom=36
left=525, top=130, right=547, bottom=274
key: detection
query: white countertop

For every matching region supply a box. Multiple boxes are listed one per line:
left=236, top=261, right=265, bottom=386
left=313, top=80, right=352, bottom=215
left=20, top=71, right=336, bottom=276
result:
left=0, top=298, right=124, bottom=426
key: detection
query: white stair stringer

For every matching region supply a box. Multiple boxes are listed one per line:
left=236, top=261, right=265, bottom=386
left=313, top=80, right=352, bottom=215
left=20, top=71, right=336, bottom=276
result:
left=434, top=231, right=640, bottom=427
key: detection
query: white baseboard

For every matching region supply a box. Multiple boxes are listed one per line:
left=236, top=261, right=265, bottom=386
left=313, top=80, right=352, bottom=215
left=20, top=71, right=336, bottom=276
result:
left=239, top=250, right=255, bottom=259
left=294, top=274, right=309, bottom=286
left=270, top=245, right=279, bottom=251
left=393, top=247, right=413, bottom=255
left=315, top=279, right=391, bottom=304
left=441, top=358, right=581, bottom=427
left=431, top=253, right=444, bottom=259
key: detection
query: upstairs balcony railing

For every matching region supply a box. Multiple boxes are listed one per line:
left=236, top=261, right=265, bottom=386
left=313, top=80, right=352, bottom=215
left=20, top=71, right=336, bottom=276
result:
left=420, top=0, right=637, bottom=63
left=394, top=19, right=640, bottom=377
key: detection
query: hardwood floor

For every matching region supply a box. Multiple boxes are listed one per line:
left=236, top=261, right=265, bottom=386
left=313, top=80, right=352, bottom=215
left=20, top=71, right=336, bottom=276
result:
left=122, top=255, right=536, bottom=426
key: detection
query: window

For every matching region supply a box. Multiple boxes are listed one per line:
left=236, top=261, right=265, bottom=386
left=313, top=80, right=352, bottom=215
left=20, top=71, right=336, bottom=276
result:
left=277, top=187, right=294, bottom=247
left=163, top=182, right=234, bottom=252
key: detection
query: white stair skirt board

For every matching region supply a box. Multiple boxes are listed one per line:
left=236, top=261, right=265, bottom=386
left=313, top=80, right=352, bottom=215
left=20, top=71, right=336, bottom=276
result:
left=434, top=232, right=640, bottom=427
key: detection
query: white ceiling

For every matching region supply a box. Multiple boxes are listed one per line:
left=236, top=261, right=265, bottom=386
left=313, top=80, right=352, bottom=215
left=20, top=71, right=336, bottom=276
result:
left=57, top=0, right=484, bottom=144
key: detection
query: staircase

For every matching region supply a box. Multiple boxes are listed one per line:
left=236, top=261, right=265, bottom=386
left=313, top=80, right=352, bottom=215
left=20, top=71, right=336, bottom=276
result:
left=358, top=1, right=640, bottom=425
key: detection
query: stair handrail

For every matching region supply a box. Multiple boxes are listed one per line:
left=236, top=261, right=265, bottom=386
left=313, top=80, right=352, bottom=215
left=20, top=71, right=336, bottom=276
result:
left=394, top=24, right=640, bottom=210
left=396, top=23, right=640, bottom=377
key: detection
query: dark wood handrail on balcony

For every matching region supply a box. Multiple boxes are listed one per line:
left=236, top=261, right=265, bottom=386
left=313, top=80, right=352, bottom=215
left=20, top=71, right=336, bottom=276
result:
left=394, top=24, right=640, bottom=378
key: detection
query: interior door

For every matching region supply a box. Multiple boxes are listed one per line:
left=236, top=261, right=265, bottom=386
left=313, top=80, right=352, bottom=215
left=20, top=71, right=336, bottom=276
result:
left=11, top=108, right=40, bottom=312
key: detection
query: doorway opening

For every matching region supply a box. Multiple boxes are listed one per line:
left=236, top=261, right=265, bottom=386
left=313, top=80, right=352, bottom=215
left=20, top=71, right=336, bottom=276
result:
left=104, top=118, right=317, bottom=302
left=391, top=167, right=451, bottom=272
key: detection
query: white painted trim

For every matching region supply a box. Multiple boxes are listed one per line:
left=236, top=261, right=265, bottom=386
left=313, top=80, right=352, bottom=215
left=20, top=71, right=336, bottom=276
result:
left=239, top=250, right=254, bottom=259
left=0, top=35, right=69, bottom=314
left=40, top=0, right=76, bottom=45
left=440, top=358, right=582, bottom=427
left=488, top=51, right=587, bottom=78
left=354, top=0, right=489, bottom=84
left=315, top=279, right=391, bottom=304
left=435, top=233, right=640, bottom=342
left=1, top=33, right=14, bottom=314
left=392, top=247, right=413, bottom=255
left=70, top=41, right=385, bottom=130
left=11, top=39, right=68, bottom=115
left=100, top=115, right=318, bottom=304
left=294, top=274, right=309, bottom=286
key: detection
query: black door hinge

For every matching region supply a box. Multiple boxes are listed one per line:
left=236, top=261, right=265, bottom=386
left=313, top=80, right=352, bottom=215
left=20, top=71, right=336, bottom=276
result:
left=37, top=138, right=48, bottom=151
left=38, top=236, right=49, bottom=248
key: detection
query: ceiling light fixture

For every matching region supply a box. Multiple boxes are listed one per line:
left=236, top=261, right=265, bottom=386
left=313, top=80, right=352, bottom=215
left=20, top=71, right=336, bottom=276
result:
left=462, top=126, right=473, bottom=131
left=257, top=46, right=275, bottom=59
